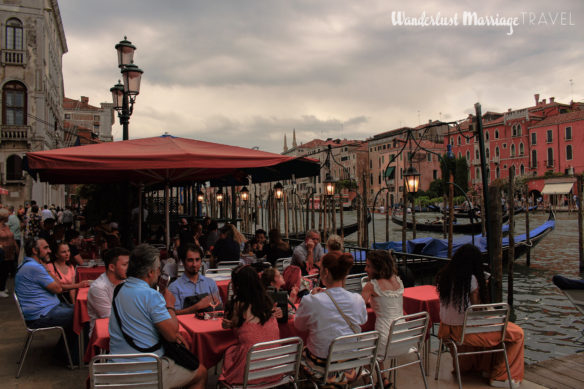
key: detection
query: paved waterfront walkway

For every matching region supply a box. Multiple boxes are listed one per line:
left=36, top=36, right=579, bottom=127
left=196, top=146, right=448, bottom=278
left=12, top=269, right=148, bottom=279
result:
left=526, top=352, right=584, bottom=389
left=0, top=282, right=548, bottom=389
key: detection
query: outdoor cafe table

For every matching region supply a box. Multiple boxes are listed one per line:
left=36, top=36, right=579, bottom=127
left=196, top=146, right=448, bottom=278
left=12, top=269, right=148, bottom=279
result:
left=73, top=287, right=90, bottom=334
left=76, top=266, right=105, bottom=283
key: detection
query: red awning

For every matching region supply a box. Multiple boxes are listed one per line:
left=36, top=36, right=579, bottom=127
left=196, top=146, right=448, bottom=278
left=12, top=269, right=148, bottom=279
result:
left=0, top=187, right=8, bottom=195
left=25, top=135, right=319, bottom=185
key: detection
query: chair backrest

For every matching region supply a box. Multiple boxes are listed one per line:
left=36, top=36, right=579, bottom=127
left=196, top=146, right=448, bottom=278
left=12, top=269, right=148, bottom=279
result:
left=276, top=257, right=292, bottom=272
left=460, top=303, right=509, bottom=345
left=360, top=276, right=369, bottom=290
left=242, top=336, right=303, bottom=388
left=322, top=331, right=379, bottom=383
left=90, top=353, right=163, bottom=389
left=13, top=293, right=28, bottom=329
left=217, top=261, right=241, bottom=270
left=344, top=273, right=367, bottom=293
left=381, top=311, right=429, bottom=359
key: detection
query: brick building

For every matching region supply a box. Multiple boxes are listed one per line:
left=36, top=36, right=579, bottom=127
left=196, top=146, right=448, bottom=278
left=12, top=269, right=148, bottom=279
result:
left=63, top=96, right=114, bottom=145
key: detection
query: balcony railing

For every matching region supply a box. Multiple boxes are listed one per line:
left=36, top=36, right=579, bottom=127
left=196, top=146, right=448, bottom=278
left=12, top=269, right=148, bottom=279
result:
left=545, top=159, right=554, bottom=168
left=1, top=49, right=26, bottom=66
left=0, top=125, right=30, bottom=141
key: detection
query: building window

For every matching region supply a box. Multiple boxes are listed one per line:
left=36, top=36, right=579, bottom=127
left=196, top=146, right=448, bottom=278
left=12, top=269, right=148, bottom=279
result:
left=486, top=148, right=490, bottom=159
left=547, top=130, right=553, bottom=143
left=475, top=149, right=479, bottom=159
left=547, top=148, right=554, bottom=167
left=466, top=137, right=469, bottom=144
left=427, top=153, right=432, bottom=162
left=2, top=81, right=27, bottom=125
left=466, top=150, right=470, bottom=161
left=495, top=146, right=500, bottom=157
left=510, top=144, right=515, bottom=157
left=531, top=150, right=537, bottom=168
left=531, top=132, right=536, bottom=145
left=378, top=174, right=381, bottom=185
left=457, top=135, right=461, bottom=145
left=566, top=126, right=572, bottom=140
left=495, top=130, right=499, bottom=139
left=475, top=167, right=480, bottom=180
left=519, top=142, right=524, bottom=156
left=94, top=115, right=100, bottom=122
left=512, top=124, right=522, bottom=137
left=369, top=160, right=372, bottom=169
left=370, top=174, right=373, bottom=185
left=485, top=131, right=489, bottom=141
left=6, top=154, right=23, bottom=180
left=567, top=145, right=573, bottom=160
left=6, top=18, right=23, bottom=50
left=503, top=143, right=507, bottom=148
left=520, top=164, right=525, bottom=175
left=433, top=170, right=437, bottom=179
left=496, top=166, right=500, bottom=178
left=400, top=168, right=403, bottom=179
left=65, top=113, right=71, bottom=119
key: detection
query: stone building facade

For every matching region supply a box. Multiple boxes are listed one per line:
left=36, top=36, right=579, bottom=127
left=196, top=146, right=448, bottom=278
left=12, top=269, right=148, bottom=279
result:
left=63, top=96, right=114, bottom=145
left=0, top=0, right=67, bottom=207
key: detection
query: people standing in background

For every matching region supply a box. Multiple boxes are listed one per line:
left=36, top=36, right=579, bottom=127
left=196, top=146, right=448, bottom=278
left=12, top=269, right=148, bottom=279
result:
left=0, top=209, right=18, bottom=297
left=7, top=206, right=22, bottom=249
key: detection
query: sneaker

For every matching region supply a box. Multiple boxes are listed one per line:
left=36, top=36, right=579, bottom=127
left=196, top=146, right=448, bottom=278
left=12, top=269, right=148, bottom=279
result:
left=0, top=291, right=9, bottom=298
left=490, top=379, right=521, bottom=388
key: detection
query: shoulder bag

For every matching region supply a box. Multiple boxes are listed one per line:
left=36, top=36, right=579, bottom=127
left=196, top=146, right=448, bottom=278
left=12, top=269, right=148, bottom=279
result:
left=324, top=289, right=361, bottom=334
left=112, top=284, right=199, bottom=371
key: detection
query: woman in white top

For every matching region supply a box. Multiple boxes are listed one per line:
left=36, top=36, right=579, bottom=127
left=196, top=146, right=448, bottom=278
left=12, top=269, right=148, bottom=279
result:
left=361, top=250, right=403, bottom=388
left=294, top=251, right=367, bottom=385
left=437, top=244, right=524, bottom=388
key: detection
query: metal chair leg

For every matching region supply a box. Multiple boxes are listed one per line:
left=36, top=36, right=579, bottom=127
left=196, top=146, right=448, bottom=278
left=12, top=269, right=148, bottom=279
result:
left=451, top=343, right=462, bottom=389
left=16, top=332, right=34, bottom=378
left=417, top=351, right=429, bottom=389
left=59, top=327, right=74, bottom=370
left=434, top=338, right=443, bottom=380
left=502, top=343, right=513, bottom=389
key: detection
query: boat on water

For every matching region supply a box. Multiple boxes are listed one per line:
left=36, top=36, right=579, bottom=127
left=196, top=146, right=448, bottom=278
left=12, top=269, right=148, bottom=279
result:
left=391, top=212, right=510, bottom=234
left=376, top=212, right=555, bottom=262
left=453, top=205, right=538, bottom=219
left=288, top=213, right=372, bottom=240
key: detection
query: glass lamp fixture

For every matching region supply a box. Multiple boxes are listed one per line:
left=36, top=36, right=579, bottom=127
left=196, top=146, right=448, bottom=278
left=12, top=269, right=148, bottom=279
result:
left=196, top=191, right=204, bottom=202
left=240, top=186, right=250, bottom=201
left=115, top=37, right=136, bottom=67
left=110, top=81, right=124, bottom=110
left=323, top=173, right=336, bottom=197
left=404, top=166, right=420, bottom=194
left=121, top=63, right=143, bottom=95
left=273, top=182, right=284, bottom=200
left=216, top=189, right=224, bottom=202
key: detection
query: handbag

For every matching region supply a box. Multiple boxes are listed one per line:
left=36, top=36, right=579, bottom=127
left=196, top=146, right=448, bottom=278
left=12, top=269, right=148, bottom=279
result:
left=112, top=284, right=199, bottom=371
left=324, top=289, right=361, bottom=333
left=267, top=287, right=291, bottom=323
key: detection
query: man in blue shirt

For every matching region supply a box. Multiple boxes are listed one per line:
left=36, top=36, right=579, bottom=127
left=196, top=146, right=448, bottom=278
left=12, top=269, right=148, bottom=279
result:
left=109, top=244, right=207, bottom=389
left=169, top=243, right=221, bottom=314
left=15, top=238, right=78, bottom=363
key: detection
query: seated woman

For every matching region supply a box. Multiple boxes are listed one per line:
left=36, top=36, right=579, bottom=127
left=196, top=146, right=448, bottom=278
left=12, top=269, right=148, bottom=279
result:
left=263, top=229, right=292, bottom=266
left=261, top=267, right=298, bottom=303
left=219, top=265, right=280, bottom=385
left=437, top=244, right=524, bottom=388
left=361, top=250, right=403, bottom=388
left=48, top=242, right=90, bottom=302
left=294, top=252, right=367, bottom=385
left=240, top=238, right=258, bottom=265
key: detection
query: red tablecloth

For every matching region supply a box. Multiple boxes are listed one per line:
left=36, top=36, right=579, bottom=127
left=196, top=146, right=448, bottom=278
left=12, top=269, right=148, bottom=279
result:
left=216, top=279, right=230, bottom=303
left=76, top=266, right=105, bottom=283
left=84, top=317, right=193, bottom=363
left=403, top=285, right=440, bottom=325
left=73, top=287, right=90, bottom=334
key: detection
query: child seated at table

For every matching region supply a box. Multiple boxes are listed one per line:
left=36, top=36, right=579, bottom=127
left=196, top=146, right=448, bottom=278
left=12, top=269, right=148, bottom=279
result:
left=436, top=244, right=524, bottom=388
left=261, top=267, right=298, bottom=303
left=219, top=265, right=279, bottom=385
left=361, top=250, right=403, bottom=388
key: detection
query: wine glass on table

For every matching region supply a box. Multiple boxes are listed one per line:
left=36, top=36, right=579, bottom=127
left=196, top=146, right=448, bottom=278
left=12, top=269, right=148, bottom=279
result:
left=209, top=290, right=221, bottom=320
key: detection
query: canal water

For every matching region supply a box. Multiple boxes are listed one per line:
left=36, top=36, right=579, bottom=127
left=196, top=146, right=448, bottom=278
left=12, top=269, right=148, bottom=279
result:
left=303, top=210, right=584, bottom=364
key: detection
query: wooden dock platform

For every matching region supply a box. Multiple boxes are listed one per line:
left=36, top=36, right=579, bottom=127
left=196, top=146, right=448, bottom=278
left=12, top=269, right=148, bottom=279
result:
left=525, top=352, right=584, bottom=389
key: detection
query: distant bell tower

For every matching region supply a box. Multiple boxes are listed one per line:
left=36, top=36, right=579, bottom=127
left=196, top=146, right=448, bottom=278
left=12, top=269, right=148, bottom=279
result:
left=283, top=133, right=288, bottom=152
left=292, top=128, right=297, bottom=148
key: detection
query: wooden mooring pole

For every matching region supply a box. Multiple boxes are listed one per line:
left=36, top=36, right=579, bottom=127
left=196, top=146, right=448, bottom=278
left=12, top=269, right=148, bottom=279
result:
left=507, top=169, right=515, bottom=307
left=385, top=191, right=390, bottom=243
left=402, top=184, right=407, bottom=252
left=448, top=173, right=454, bottom=258
left=361, top=173, right=369, bottom=248
left=578, top=174, right=584, bottom=272
left=488, top=185, right=503, bottom=302
left=525, top=186, right=531, bottom=267
left=412, top=194, right=417, bottom=239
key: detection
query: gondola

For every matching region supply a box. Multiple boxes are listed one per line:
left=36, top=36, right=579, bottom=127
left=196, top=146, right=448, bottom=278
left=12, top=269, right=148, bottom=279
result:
left=391, top=213, right=510, bottom=234
left=376, top=211, right=555, bottom=263
left=289, top=213, right=372, bottom=240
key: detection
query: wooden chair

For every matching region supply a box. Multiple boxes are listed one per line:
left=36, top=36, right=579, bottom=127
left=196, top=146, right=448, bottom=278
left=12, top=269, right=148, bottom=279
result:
left=344, top=273, right=367, bottom=293
left=14, top=293, right=74, bottom=378
left=90, top=353, right=162, bottom=389
left=218, top=337, right=303, bottom=389
left=435, top=303, right=513, bottom=389
left=376, top=312, right=429, bottom=389
left=305, top=331, right=380, bottom=389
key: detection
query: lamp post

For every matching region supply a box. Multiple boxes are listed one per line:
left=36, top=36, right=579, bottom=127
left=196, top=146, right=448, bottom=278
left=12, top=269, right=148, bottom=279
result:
left=273, top=182, right=284, bottom=201
left=403, top=165, right=420, bottom=239
left=111, top=37, right=143, bottom=141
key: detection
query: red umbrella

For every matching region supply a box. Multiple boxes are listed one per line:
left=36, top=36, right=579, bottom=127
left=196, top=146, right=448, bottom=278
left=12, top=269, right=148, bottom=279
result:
left=0, top=187, right=8, bottom=195
left=25, top=134, right=318, bottom=185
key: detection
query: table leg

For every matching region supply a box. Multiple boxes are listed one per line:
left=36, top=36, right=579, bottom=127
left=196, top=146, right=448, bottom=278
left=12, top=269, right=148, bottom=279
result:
left=424, top=337, right=430, bottom=376
left=78, top=328, right=85, bottom=367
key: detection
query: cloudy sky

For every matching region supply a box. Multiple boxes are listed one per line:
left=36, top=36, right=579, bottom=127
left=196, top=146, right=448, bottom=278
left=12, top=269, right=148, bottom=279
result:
left=58, top=0, right=583, bottom=153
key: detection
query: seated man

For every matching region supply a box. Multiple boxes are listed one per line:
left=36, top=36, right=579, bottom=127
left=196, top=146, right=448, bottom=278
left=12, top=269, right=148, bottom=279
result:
left=87, top=247, right=130, bottom=336
left=15, top=238, right=78, bottom=363
left=291, top=229, right=324, bottom=275
left=169, top=243, right=221, bottom=314
left=211, top=225, right=240, bottom=265
left=109, top=244, right=207, bottom=389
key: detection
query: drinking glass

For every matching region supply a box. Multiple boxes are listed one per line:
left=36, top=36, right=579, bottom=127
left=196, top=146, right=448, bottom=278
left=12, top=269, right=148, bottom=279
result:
left=209, top=291, right=221, bottom=320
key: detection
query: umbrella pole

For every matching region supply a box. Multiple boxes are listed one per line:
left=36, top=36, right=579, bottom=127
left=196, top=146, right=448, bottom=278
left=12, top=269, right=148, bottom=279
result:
left=138, top=184, right=143, bottom=244
left=165, top=183, right=170, bottom=250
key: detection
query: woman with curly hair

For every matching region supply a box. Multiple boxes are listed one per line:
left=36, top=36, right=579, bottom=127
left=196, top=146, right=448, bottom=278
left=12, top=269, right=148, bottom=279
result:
left=361, top=250, right=403, bottom=388
left=437, top=244, right=524, bottom=388
left=219, top=265, right=279, bottom=385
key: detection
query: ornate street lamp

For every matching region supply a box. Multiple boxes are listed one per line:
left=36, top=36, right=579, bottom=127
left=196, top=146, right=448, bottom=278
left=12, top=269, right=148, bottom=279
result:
left=216, top=189, right=224, bottom=202
left=196, top=190, right=204, bottom=202
left=111, top=37, right=143, bottom=140
left=323, top=173, right=336, bottom=196
left=404, top=166, right=420, bottom=194
left=240, top=186, right=250, bottom=201
left=273, top=182, right=284, bottom=200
